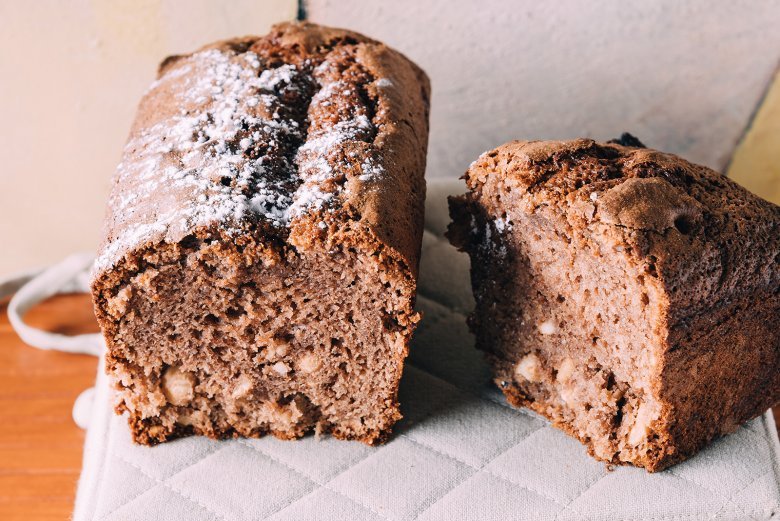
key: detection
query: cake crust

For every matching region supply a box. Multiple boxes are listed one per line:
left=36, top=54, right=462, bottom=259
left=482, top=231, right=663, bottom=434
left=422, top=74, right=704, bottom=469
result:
left=95, top=21, right=429, bottom=280
left=449, top=138, right=779, bottom=471
left=92, top=22, right=430, bottom=445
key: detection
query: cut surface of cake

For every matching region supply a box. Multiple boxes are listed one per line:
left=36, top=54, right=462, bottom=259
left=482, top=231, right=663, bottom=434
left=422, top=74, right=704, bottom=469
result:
left=448, top=137, right=779, bottom=471
left=91, top=22, right=430, bottom=445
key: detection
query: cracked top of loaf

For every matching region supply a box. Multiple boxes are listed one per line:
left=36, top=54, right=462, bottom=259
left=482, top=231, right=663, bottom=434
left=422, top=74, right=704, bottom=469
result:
left=461, top=138, right=780, bottom=319
left=95, top=22, right=430, bottom=277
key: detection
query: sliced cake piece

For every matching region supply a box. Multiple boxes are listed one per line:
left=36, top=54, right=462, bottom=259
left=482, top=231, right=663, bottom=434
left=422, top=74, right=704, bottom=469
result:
left=91, top=22, right=430, bottom=445
left=448, top=137, right=779, bottom=471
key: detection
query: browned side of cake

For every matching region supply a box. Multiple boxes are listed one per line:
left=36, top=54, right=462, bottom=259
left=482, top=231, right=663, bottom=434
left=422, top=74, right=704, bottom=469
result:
left=448, top=138, right=779, bottom=471
left=91, top=22, right=430, bottom=445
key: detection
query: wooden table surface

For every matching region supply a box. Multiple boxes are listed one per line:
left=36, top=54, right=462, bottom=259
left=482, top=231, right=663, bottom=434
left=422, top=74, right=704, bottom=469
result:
left=1, top=295, right=99, bottom=521
left=1, top=292, right=778, bottom=520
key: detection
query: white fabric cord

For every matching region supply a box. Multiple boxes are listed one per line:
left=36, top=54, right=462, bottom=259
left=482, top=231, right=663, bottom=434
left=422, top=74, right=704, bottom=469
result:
left=2, top=252, right=103, bottom=429
left=3, top=252, right=103, bottom=356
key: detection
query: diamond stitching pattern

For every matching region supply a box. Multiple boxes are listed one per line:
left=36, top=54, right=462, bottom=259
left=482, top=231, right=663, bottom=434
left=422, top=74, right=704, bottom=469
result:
left=73, top=181, right=780, bottom=521
left=109, top=450, right=233, bottom=521
left=238, top=438, right=392, bottom=520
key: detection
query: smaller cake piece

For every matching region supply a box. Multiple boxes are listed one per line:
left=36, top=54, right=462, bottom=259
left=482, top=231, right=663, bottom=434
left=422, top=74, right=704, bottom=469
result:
left=448, top=137, right=779, bottom=471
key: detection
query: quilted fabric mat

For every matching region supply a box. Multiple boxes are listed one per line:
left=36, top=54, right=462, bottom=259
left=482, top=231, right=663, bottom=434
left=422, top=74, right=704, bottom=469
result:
left=73, top=181, right=780, bottom=520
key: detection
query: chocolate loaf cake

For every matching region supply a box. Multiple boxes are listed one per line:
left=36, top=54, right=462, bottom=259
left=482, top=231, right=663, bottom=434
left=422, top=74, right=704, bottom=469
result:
left=91, top=22, right=430, bottom=445
left=448, top=137, right=779, bottom=471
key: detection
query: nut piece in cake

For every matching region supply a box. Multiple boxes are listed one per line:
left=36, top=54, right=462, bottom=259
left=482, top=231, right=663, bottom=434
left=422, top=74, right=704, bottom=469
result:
left=448, top=137, right=779, bottom=471
left=161, top=366, right=196, bottom=406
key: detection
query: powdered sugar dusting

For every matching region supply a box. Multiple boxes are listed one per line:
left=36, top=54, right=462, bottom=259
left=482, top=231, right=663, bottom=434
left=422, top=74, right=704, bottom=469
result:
left=475, top=216, right=513, bottom=258
left=95, top=45, right=387, bottom=273
left=494, top=217, right=513, bottom=233
left=375, top=78, right=393, bottom=88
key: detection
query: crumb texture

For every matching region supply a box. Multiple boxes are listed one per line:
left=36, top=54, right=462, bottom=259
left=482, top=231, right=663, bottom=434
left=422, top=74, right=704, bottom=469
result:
left=449, top=138, right=780, bottom=471
left=92, top=21, right=430, bottom=445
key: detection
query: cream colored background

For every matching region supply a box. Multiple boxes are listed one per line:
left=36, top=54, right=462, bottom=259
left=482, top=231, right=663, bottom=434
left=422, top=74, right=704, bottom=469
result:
left=1, top=0, right=778, bottom=276
left=0, top=0, right=296, bottom=276
left=309, top=0, right=780, bottom=178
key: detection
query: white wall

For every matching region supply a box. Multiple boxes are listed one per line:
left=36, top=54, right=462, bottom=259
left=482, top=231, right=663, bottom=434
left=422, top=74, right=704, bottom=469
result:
left=0, top=0, right=296, bottom=276
left=308, top=0, right=780, bottom=177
